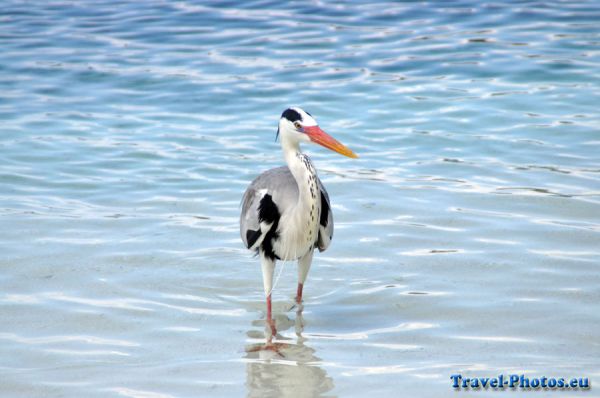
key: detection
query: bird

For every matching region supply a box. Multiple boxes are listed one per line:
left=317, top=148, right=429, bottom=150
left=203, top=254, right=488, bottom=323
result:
left=240, top=107, right=357, bottom=334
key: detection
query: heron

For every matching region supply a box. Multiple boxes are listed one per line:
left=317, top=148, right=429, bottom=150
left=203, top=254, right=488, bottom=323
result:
left=240, top=107, right=357, bottom=334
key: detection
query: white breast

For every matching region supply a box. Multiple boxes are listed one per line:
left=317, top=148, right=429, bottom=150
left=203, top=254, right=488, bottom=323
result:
left=273, top=155, right=321, bottom=261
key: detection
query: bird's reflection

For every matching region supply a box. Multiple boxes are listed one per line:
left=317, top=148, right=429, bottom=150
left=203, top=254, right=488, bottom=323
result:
left=244, top=308, right=335, bottom=397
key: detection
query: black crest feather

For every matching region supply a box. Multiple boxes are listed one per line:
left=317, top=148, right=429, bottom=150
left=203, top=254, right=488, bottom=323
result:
left=281, top=108, right=302, bottom=122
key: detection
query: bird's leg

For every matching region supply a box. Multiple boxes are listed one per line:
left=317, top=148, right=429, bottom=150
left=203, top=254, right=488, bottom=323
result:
left=296, top=248, right=314, bottom=304
left=296, top=283, right=304, bottom=304
left=266, top=294, right=276, bottom=337
left=260, top=252, right=277, bottom=336
left=295, top=307, right=306, bottom=338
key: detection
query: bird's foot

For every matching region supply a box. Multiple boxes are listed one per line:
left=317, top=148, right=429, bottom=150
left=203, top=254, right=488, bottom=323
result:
left=246, top=341, right=288, bottom=357
left=264, top=341, right=288, bottom=357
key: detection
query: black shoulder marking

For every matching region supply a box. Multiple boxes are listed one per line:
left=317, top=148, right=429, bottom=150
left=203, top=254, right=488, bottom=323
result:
left=319, top=191, right=329, bottom=227
left=281, top=108, right=302, bottom=122
left=258, top=194, right=279, bottom=224
left=258, top=194, right=281, bottom=261
left=246, top=229, right=261, bottom=249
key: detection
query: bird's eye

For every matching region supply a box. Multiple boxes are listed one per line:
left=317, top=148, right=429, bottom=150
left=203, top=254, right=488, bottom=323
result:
left=293, top=122, right=302, bottom=130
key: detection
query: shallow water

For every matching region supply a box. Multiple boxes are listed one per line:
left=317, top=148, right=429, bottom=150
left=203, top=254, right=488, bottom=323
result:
left=1, top=1, right=600, bottom=397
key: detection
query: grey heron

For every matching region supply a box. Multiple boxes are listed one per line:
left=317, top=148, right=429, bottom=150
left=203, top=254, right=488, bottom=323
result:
left=240, top=107, right=357, bottom=334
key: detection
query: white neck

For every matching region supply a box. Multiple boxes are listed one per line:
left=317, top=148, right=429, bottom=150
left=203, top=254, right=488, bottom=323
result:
left=282, top=139, right=316, bottom=206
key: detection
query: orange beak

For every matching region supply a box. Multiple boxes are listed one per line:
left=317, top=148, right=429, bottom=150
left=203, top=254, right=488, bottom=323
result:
left=303, top=126, right=358, bottom=159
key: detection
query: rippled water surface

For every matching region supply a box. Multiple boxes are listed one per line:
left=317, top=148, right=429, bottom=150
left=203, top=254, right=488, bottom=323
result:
left=2, top=1, right=600, bottom=397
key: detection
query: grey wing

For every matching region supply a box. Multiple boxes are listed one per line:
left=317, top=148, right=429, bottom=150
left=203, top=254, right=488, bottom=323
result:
left=316, top=177, right=334, bottom=252
left=240, top=166, right=298, bottom=250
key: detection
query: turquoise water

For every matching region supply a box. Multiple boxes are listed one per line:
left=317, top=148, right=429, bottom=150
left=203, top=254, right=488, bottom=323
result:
left=1, top=1, right=600, bottom=397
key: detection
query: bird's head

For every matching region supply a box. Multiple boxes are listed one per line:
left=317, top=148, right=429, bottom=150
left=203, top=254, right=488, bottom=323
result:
left=277, top=107, right=358, bottom=158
